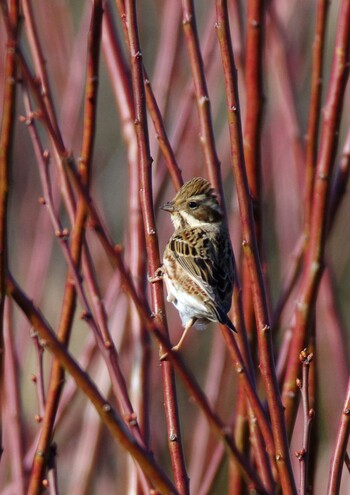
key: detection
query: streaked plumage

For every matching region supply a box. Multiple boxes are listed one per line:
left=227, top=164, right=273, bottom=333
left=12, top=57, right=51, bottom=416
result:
left=160, top=177, right=236, bottom=353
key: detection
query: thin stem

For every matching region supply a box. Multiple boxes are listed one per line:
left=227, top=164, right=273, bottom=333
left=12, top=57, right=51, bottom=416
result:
left=122, top=1, right=189, bottom=492
left=295, top=349, right=315, bottom=495
left=215, top=2, right=297, bottom=493
left=243, top=0, right=264, bottom=244
left=21, top=0, right=62, bottom=141
left=144, top=72, right=183, bottom=190
left=30, top=329, right=46, bottom=417
left=327, top=377, right=350, bottom=495
left=181, top=0, right=224, bottom=202
left=3, top=299, right=25, bottom=494
left=0, top=0, right=19, bottom=459
left=6, top=273, right=177, bottom=495
left=282, top=0, right=350, bottom=435
left=304, top=0, right=330, bottom=231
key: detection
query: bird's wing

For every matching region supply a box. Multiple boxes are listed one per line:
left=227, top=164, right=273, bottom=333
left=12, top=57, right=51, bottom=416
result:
left=169, top=228, right=234, bottom=314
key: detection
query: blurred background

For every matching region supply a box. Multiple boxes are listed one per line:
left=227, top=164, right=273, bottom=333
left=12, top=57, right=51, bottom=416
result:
left=0, top=0, right=349, bottom=493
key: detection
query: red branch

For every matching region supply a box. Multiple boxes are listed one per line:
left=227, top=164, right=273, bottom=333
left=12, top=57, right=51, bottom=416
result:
left=181, top=0, right=225, bottom=202
left=0, top=0, right=19, bottom=460
left=295, top=349, right=315, bottom=495
left=6, top=273, right=177, bottom=495
left=123, top=1, right=189, bottom=492
left=215, top=1, right=297, bottom=493
left=327, top=377, right=350, bottom=495
left=282, top=0, right=350, bottom=434
left=304, top=0, right=330, bottom=230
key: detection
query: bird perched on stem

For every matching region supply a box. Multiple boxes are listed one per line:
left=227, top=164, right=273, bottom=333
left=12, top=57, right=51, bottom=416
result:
left=154, top=177, right=236, bottom=358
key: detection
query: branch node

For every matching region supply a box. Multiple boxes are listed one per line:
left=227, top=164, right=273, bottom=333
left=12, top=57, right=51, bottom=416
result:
left=199, top=95, right=209, bottom=105
left=104, top=339, right=113, bottom=349
left=19, top=114, right=33, bottom=126
left=250, top=19, right=260, bottom=28
left=300, top=348, right=313, bottom=364
left=182, top=15, right=192, bottom=25
left=295, top=448, right=306, bottom=460
left=55, top=228, right=70, bottom=240
left=43, top=149, right=50, bottom=161
left=80, top=310, right=92, bottom=321
left=114, top=244, right=123, bottom=254
left=125, top=412, right=137, bottom=426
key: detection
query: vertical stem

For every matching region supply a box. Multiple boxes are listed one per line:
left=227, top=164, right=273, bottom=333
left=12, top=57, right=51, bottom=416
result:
left=215, top=1, right=297, bottom=493
left=327, top=377, right=350, bottom=495
left=241, top=3, right=274, bottom=491
left=243, top=0, right=264, bottom=243
left=3, top=299, right=25, bottom=494
left=123, top=1, right=189, bottom=493
left=296, top=350, right=314, bottom=495
left=0, top=0, right=19, bottom=459
left=304, top=0, right=330, bottom=231
left=27, top=2, right=104, bottom=492
left=282, top=0, right=350, bottom=435
left=7, top=275, right=178, bottom=495
left=181, top=0, right=225, bottom=203
left=241, top=0, right=265, bottom=365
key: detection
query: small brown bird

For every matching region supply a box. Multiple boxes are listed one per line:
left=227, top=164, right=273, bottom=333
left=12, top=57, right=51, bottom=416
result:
left=159, top=177, right=236, bottom=355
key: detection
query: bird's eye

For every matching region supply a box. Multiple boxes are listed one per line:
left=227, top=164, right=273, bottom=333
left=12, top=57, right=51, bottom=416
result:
left=188, top=201, right=198, bottom=209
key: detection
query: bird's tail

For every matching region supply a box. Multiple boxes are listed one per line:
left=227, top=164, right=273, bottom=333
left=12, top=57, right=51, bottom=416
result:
left=225, top=316, right=237, bottom=333
left=215, top=306, right=237, bottom=333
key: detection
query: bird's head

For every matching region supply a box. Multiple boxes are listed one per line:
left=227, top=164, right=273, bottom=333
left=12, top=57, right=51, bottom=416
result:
left=161, top=177, right=223, bottom=230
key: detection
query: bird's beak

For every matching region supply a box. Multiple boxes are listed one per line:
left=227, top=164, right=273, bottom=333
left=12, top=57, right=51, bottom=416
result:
left=160, top=201, right=175, bottom=213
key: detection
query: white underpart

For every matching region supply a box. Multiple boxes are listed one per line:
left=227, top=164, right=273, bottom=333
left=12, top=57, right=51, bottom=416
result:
left=163, top=272, right=210, bottom=330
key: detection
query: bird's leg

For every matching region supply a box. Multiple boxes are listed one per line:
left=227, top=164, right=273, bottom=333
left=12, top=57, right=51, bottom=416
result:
left=160, top=318, right=196, bottom=361
left=148, top=266, right=164, bottom=283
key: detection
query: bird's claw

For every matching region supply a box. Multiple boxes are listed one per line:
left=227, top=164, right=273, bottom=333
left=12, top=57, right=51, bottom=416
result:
left=159, top=351, right=168, bottom=361
left=160, top=344, right=181, bottom=362
left=148, top=267, right=164, bottom=283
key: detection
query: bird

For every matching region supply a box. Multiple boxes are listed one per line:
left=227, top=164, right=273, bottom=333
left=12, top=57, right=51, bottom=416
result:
left=157, top=177, right=236, bottom=357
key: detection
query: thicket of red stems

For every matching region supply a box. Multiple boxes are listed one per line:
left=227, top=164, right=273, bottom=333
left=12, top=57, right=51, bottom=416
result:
left=0, top=1, right=349, bottom=494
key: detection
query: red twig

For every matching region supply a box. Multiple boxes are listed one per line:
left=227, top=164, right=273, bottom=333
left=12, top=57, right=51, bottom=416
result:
left=3, top=299, right=25, bottom=494
left=6, top=273, right=178, bottom=495
left=327, top=377, right=350, bottom=495
left=215, top=1, right=297, bottom=493
left=122, top=1, right=189, bottom=492
left=0, top=0, right=19, bottom=460
left=229, top=386, right=248, bottom=495
left=181, top=0, right=224, bottom=201
left=21, top=0, right=62, bottom=141
left=282, top=0, right=350, bottom=434
left=295, top=349, right=315, bottom=495
left=144, top=73, right=183, bottom=190
left=30, top=328, right=46, bottom=418
left=243, top=0, right=264, bottom=240
left=304, top=0, right=330, bottom=230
